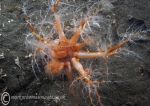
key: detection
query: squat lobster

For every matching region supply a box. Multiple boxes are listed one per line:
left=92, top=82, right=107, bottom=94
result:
left=26, top=0, right=128, bottom=105
left=27, top=0, right=128, bottom=82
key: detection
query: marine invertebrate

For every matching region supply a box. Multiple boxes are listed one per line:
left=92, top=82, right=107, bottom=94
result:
left=27, top=0, right=128, bottom=81
left=25, top=0, right=130, bottom=105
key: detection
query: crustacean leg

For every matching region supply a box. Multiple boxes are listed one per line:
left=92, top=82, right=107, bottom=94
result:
left=70, top=19, right=88, bottom=43
left=74, top=40, right=129, bottom=59
left=71, top=58, right=92, bottom=84
left=71, top=58, right=103, bottom=106
left=27, top=23, right=45, bottom=41
left=45, top=59, right=64, bottom=76
left=51, top=0, right=67, bottom=42
left=51, top=0, right=61, bottom=13
left=65, top=62, right=73, bottom=81
left=24, top=13, right=44, bottom=41
left=54, top=13, right=67, bottom=41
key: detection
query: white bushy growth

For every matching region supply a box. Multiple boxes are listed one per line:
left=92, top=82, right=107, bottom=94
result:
left=23, top=0, right=145, bottom=73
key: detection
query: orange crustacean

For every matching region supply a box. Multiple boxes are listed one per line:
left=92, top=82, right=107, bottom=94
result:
left=26, top=0, right=129, bottom=105
left=27, top=0, right=128, bottom=81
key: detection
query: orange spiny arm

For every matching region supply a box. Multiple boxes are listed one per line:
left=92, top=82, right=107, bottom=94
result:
left=65, top=62, right=73, bottom=81
left=74, top=40, right=129, bottom=59
left=54, top=13, right=67, bottom=41
left=24, top=14, right=44, bottom=41
left=74, top=51, right=106, bottom=59
left=106, top=39, right=128, bottom=57
left=51, top=0, right=61, bottom=13
left=27, top=23, right=44, bottom=41
left=51, top=0, right=67, bottom=41
left=71, top=58, right=92, bottom=84
left=70, top=19, right=87, bottom=43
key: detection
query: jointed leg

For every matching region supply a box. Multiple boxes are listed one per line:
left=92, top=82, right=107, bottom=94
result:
left=107, top=39, right=128, bottom=57
left=74, top=51, right=106, bottom=59
left=51, top=0, right=67, bottom=41
left=27, top=23, right=44, bottom=41
left=71, top=58, right=92, bottom=84
left=51, top=0, right=61, bottom=13
left=65, top=62, right=73, bottom=81
left=70, top=19, right=88, bottom=43
left=74, top=40, right=129, bottom=59
left=24, top=12, right=43, bottom=41
left=54, top=13, right=67, bottom=41
left=71, top=58, right=102, bottom=105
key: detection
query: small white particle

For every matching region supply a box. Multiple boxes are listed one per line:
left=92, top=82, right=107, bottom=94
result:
left=8, top=19, right=14, bottom=23
left=2, top=23, right=5, bottom=27
left=25, top=53, right=32, bottom=58
left=10, top=19, right=14, bottom=22
left=0, top=52, right=4, bottom=59
left=15, top=56, right=21, bottom=69
left=54, top=96, right=60, bottom=103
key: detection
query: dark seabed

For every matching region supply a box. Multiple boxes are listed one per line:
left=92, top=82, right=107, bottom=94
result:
left=0, top=0, right=150, bottom=106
